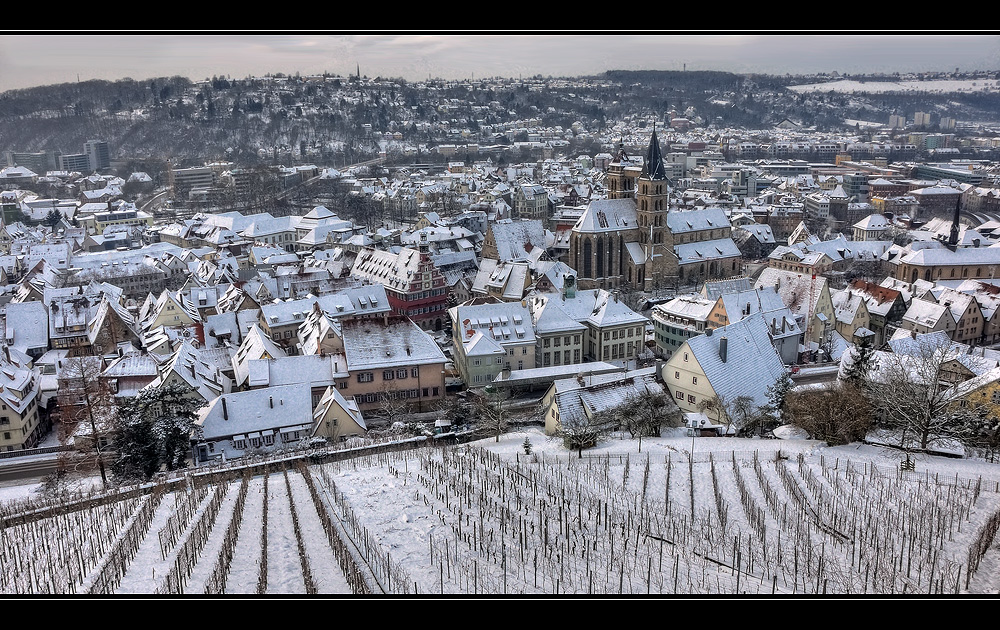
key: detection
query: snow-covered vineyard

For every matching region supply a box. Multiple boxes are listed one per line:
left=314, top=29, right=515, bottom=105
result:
left=2, top=430, right=1000, bottom=595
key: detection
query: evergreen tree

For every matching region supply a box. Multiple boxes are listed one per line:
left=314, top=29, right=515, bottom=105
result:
left=841, top=337, right=876, bottom=386
left=42, top=208, right=62, bottom=228
left=111, top=382, right=202, bottom=481
left=764, top=371, right=795, bottom=429
left=111, top=411, right=159, bottom=481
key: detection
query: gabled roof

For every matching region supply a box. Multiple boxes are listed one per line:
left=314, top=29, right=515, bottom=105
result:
left=231, top=324, right=286, bottom=388
left=573, top=198, right=638, bottom=234
left=551, top=366, right=671, bottom=428
left=682, top=313, right=787, bottom=409
left=196, top=383, right=314, bottom=441
left=666, top=207, right=729, bottom=234
left=340, top=316, right=446, bottom=370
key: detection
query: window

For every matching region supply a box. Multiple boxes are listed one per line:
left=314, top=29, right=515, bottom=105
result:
left=496, top=357, right=503, bottom=364
left=553, top=337, right=561, bottom=347
left=692, top=376, right=698, bottom=385
left=684, top=353, right=689, bottom=362
left=543, top=338, right=550, bottom=348
left=233, top=437, right=247, bottom=450
left=474, top=358, right=481, bottom=366
left=522, top=347, right=527, bottom=355
left=357, top=372, right=374, bottom=383
left=2, top=432, right=8, bottom=440
left=383, top=370, right=394, bottom=381
left=338, top=382, right=348, bottom=389
left=411, top=367, right=419, bottom=378
left=688, top=395, right=696, bottom=404
left=675, top=390, right=684, bottom=399
left=0, top=417, right=8, bottom=425
left=397, top=369, right=408, bottom=379
left=263, top=433, right=275, bottom=446
left=674, top=371, right=680, bottom=379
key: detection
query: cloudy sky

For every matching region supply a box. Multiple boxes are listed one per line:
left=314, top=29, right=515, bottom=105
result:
left=1, top=34, right=998, bottom=92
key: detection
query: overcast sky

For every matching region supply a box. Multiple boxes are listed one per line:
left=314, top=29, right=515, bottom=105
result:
left=1, top=34, right=998, bottom=92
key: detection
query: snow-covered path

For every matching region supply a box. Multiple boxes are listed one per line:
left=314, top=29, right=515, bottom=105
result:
left=225, top=476, right=265, bottom=594
left=265, top=472, right=305, bottom=593
left=185, top=480, right=241, bottom=594
left=286, top=470, right=353, bottom=594
left=114, top=492, right=177, bottom=594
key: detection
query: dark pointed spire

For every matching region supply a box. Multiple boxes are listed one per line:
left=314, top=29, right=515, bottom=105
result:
left=641, top=126, right=667, bottom=181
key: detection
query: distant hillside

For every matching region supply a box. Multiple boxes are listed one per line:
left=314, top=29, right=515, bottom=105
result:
left=2, top=70, right=1000, bottom=171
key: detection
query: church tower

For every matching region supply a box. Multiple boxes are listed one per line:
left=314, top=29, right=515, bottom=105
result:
left=605, top=138, right=635, bottom=200
left=635, top=127, right=669, bottom=248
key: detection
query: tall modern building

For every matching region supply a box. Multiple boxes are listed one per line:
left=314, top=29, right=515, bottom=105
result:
left=84, top=140, right=110, bottom=171
left=58, top=153, right=91, bottom=173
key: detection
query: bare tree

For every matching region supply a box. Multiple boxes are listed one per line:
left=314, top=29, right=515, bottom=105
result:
left=862, top=340, right=980, bottom=453
left=471, top=384, right=511, bottom=443
left=785, top=381, right=873, bottom=445
left=56, top=356, right=114, bottom=488
left=373, top=381, right=415, bottom=428
left=556, top=409, right=614, bottom=458
left=698, top=393, right=760, bottom=436
left=614, top=389, right=682, bottom=451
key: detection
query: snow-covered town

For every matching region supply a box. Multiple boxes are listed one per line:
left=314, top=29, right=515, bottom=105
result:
left=1, top=35, right=1000, bottom=596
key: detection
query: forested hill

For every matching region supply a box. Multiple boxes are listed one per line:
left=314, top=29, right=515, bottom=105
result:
left=2, top=69, right=1000, bottom=169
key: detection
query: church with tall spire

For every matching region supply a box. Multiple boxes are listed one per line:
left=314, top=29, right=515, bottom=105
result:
left=568, top=129, right=741, bottom=292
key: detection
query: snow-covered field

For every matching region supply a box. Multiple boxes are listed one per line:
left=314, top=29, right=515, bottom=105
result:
left=2, top=426, right=1000, bottom=595
left=788, top=79, right=1000, bottom=94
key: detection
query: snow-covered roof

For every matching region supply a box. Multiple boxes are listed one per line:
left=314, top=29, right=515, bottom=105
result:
left=573, top=198, right=638, bottom=234
left=674, top=238, right=741, bottom=266
left=340, top=316, right=446, bottom=371
left=197, top=383, right=314, bottom=441
left=683, top=312, right=787, bottom=409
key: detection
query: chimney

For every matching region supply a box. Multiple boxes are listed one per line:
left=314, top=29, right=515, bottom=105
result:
left=222, top=397, right=228, bottom=420
left=269, top=396, right=273, bottom=409
left=720, top=336, right=728, bottom=362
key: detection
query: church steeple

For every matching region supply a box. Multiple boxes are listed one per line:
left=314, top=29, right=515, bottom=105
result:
left=641, top=126, right=667, bottom=181
left=635, top=128, right=669, bottom=249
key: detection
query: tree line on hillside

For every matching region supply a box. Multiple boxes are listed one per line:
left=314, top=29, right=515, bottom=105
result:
left=6, top=69, right=999, bottom=168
